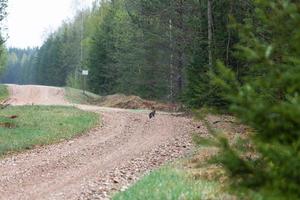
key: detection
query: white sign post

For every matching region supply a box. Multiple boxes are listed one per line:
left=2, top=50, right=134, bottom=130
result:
left=82, top=70, right=89, bottom=76
left=82, top=70, right=89, bottom=94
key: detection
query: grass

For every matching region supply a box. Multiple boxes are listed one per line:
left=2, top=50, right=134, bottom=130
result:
left=64, top=87, right=102, bottom=105
left=113, top=163, right=230, bottom=200
left=0, top=84, right=8, bottom=101
left=0, top=105, right=98, bottom=156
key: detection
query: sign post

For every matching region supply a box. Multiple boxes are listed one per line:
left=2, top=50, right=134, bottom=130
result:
left=82, top=70, right=88, bottom=94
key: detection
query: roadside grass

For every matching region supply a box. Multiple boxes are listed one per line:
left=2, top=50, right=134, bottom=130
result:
left=0, top=106, right=98, bottom=156
left=65, top=87, right=102, bottom=105
left=113, top=153, right=232, bottom=200
left=0, top=84, right=8, bottom=101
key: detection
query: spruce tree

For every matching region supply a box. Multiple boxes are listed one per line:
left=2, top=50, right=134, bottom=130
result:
left=208, top=1, right=300, bottom=199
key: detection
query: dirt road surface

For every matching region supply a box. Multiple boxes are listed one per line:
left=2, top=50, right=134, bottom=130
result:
left=6, top=84, right=69, bottom=105
left=0, top=85, right=199, bottom=200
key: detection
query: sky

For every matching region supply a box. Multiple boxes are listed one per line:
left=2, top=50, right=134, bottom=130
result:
left=6, top=0, right=94, bottom=48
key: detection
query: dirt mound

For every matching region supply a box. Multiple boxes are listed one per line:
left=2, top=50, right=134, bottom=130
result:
left=98, top=94, right=179, bottom=112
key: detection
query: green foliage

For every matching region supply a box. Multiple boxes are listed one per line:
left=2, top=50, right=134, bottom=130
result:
left=184, top=0, right=254, bottom=109
left=0, top=84, right=8, bottom=101
left=203, top=1, right=300, bottom=199
left=0, top=48, right=38, bottom=84
left=64, top=87, right=102, bottom=105
left=0, top=0, right=7, bottom=76
left=0, top=106, right=98, bottom=156
left=87, top=1, right=117, bottom=94
left=0, top=45, right=7, bottom=75
left=27, top=0, right=222, bottom=101
left=35, top=35, right=66, bottom=86
left=33, top=8, right=94, bottom=87
left=5, top=0, right=255, bottom=105
left=113, top=167, right=223, bottom=200
left=88, top=0, right=172, bottom=99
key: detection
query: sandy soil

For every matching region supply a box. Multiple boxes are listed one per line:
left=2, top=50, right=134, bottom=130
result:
left=6, top=84, right=69, bottom=105
left=0, top=85, right=199, bottom=200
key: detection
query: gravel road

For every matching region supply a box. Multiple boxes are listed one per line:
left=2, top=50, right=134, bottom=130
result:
left=0, top=85, right=199, bottom=200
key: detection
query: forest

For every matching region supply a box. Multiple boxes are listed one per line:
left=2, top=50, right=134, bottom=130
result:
left=0, top=0, right=300, bottom=199
left=1, top=0, right=253, bottom=106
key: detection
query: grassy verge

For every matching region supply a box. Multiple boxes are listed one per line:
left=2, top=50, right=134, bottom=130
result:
left=0, top=106, right=98, bottom=156
left=65, top=87, right=102, bottom=105
left=0, top=84, right=8, bottom=101
left=113, top=155, right=231, bottom=200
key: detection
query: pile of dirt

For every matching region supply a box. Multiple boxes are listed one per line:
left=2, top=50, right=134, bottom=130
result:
left=98, top=94, right=179, bottom=112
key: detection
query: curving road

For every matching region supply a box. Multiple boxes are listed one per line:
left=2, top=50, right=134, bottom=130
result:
left=0, top=85, right=198, bottom=200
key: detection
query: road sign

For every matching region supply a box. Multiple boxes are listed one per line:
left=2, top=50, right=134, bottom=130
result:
left=82, top=70, right=89, bottom=76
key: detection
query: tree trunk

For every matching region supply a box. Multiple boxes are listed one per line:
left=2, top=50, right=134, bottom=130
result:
left=226, top=1, right=233, bottom=65
left=207, top=0, right=213, bottom=67
left=169, top=18, right=175, bottom=102
left=175, top=0, right=184, bottom=98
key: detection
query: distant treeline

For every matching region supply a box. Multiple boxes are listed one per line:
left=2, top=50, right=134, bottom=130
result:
left=0, top=48, right=38, bottom=84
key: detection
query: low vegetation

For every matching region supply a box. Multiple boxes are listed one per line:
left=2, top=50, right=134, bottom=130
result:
left=0, top=106, right=98, bottom=156
left=65, top=87, right=102, bottom=105
left=113, top=164, right=228, bottom=200
left=0, top=84, right=8, bottom=101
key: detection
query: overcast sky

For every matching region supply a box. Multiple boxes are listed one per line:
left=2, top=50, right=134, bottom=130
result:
left=6, top=0, right=94, bottom=48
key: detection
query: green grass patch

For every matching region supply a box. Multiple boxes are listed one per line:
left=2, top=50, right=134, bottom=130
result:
left=113, top=166, right=228, bottom=200
left=0, top=106, right=98, bottom=156
left=65, top=87, right=102, bottom=105
left=0, top=84, right=8, bottom=101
